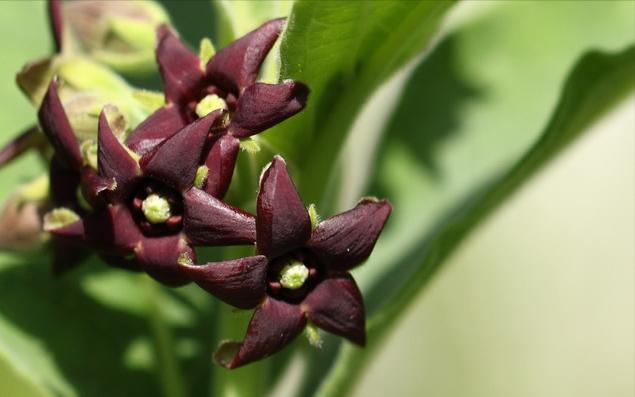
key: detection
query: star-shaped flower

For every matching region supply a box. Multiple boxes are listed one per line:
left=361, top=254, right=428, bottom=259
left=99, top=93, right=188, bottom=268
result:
left=125, top=18, right=308, bottom=198
left=40, top=80, right=256, bottom=285
left=180, top=156, right=391, bottom=367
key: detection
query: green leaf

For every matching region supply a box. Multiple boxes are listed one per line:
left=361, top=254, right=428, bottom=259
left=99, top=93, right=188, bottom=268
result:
left=266, top=0, right=456, bottom=208
left=315, top=39, right=635, bottom=397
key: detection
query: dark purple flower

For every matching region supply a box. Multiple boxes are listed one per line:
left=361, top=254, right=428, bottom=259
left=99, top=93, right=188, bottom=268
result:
left=181, top=156, right=391, bottom=368
left=40, top=80, right=256, bottom=285
left=125, top=19, right=309, bottom=198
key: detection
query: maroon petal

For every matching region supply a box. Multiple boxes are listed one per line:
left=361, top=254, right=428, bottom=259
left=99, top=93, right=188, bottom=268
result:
left=141, top=111, right=221, bottom=191
left=180, top=256, right=267, bottom=309
left=203, top=134, right=239, bottom=198
left=80, top=167, right=113, bottom=208
left=307, top=199, right=392, bottom=271
left=49, top=156, right=80, bottom=207
left=0, top=126, right=45, bottom=168
left=218, top=296, right=306, bottom=369
left=125, top=105, right=187, bottom=156
left=229, top=81, right=309, bottom=138
left=304, top=274, right=366, bottom=345
left=136, top=235, right=192, bottom=286
left=182, top=188, right=255, bottom=245
left=156, top=24, right=205, bottom=105
left=256, top=156, right=311, bottom=258
left=83, top=204, right=142, bottom=253
left=206, top=18, right=286, bottom=94
left=38, top=80, right=82, bottom=169
left=48, top=0, right=63, bottom=53
left=48, top=219, right=84, bottom=240
left=98, top=111, right=140, bottom=201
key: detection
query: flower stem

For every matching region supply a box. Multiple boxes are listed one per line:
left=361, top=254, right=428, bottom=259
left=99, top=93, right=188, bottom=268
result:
left=142, top=276, right=186, bottom=397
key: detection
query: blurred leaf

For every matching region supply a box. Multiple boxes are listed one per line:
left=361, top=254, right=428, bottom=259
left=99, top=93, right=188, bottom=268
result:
left=213, top=0, right=292, bottom=45
left=315, top=30, right=635, bottom=397
left=357, top=0, right=635, bottom=317
left=266, top=0, right=456, bottom=208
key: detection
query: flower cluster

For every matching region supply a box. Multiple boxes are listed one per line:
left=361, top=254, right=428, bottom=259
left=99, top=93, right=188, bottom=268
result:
left=0, top=1, right=391, bottom=368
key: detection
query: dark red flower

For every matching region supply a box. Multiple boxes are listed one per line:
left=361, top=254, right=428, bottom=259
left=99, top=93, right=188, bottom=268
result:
left=181, top=156, right=391, bottom=367
left=41, top=80, right=256, bottom=285
left=125, top=19, right=309, bottom=198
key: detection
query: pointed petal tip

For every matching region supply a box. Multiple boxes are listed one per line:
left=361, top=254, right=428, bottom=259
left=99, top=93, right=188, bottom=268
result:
left=257, top=154, right=311, bottom=257
left=213, top=340, right=242, bottom=369
left=179, top=255, right=267, bottom=309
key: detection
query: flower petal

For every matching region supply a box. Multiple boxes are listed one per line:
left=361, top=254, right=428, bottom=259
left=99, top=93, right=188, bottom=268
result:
left=80, top=167, right=113, bottom=209
left=125, top=105, right=187, bottom=156
left=218, top=296, right=306, bottom=369
left=156, top=24, right=205, bottom=105
left=206, top=18, right=286, bottom=94
left=83, top=205, right=142, bottom=253
left=136, top=235, right=192, bottom=286
left=256, top=156, right=311, bottom=258
left=307, top=199, right=392, bottom=271
left=304, top=274, right=366, bottom=345
left=203, top=134, right=239, bottom=198
left=179, top=255, right=267, bottom=309
left=49, top=156, right=80, bottom=207
left=229, top=81, right=309, bottom=138
left=38, top=80, right=82, bottom=169
left=183, top=188, right=256, bottom=245
left=141, top=111, right=220, bottom=191
left=98, top=111, right=140, bottom=201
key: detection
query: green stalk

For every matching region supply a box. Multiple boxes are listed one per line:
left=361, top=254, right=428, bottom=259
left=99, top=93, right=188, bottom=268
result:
left=142, top=276, right=186, bottom=397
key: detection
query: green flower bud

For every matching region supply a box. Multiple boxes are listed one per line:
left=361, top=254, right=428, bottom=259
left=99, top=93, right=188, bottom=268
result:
left=43, top=207, right=80, bottom=231
left=195, top=94, right=227, bottom=118
left=63, top=0, right=170, bottom=74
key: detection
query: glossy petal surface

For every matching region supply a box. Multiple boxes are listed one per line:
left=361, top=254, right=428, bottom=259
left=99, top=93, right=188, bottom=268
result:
left=304, top=274, right=366, bottom=345
left=223, top=296, right=306, bottom=368
left=203, top=134, right=239, bottom=198
left=180, top=256, right=267, bottom=309
left=229, top=81, right=309, bottom=138
left=183, top=188, right=256, bottom=245
left=156, top=25, right=205, bottom=105
left=83, top=205, right=142, bottom=253
left=141, top=112, right=219, bottom=191
left=308, top=199, right=392, bottom=271
left=126, top=105, right=187, bottom=156
left=256, top=156, right=311, bottom=258
left=98, top=112, right=139, bottom=201
left=206, top=18, right=285, bottom=94
left=136, top=235, right=192, bottom=286
left=38, top=80, right=82, bottom=169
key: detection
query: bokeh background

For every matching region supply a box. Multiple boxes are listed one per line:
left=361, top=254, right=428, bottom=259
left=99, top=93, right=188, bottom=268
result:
left=0, top=1, right=632, bottom=396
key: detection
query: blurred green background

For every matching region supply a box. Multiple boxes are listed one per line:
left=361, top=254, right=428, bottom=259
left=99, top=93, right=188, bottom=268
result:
left=0, top=1, right=632, bottom=396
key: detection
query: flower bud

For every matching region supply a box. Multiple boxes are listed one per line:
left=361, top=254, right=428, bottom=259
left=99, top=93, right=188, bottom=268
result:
left=63, top=0, right=170, bottom=74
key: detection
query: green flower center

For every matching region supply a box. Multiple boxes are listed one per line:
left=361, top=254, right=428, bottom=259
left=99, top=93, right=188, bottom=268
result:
left=141, top=194, right=172, bottom=224
left=279, top=260, right=309, bottom=290
left=195, top=94, right=227, bottom=118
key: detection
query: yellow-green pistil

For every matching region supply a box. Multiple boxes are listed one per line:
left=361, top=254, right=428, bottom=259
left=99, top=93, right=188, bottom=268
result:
left=279, top=260, right=309, bottom=290
left=141, top=194, right=171, bottom=224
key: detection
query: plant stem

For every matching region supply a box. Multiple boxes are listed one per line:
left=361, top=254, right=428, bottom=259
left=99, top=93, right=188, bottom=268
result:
left=143, top=276, right=186, bottom=397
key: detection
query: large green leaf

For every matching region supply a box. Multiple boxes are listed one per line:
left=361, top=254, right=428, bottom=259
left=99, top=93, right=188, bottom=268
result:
left=315, top=23, right=635, bottom=397
left=265, top=0, right=456, bottom=208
